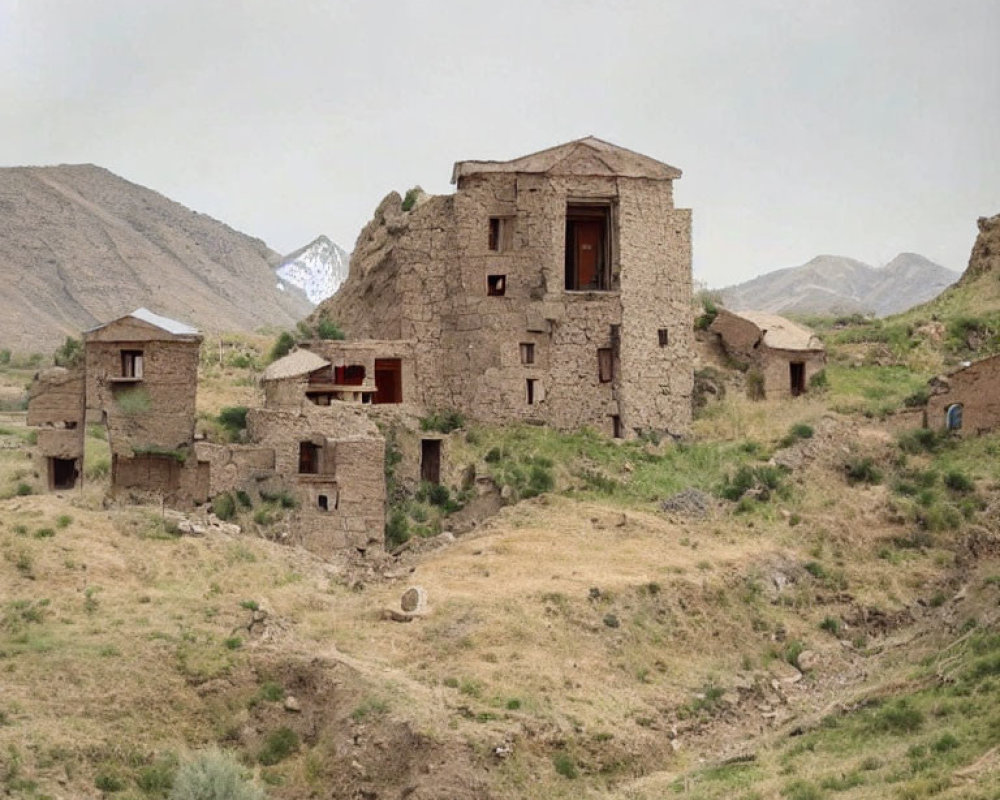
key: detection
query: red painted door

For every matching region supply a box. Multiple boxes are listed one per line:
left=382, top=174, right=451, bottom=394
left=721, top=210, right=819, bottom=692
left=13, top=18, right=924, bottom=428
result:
left=574, top=221, right=603, bottom=289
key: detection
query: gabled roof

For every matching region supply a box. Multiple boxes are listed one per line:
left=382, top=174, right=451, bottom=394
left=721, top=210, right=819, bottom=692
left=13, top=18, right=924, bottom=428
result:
left=261, top=348, right=331, bottom=381
left=735, top=311, right=825, bottom=351
left=451, top=136, right=682, bottom=183
left=84, top=307, right=200, bottom=337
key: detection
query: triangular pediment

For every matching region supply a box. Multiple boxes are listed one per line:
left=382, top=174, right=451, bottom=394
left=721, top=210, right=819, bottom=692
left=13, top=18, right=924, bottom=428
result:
left=452, top=136, right=682, bottom=182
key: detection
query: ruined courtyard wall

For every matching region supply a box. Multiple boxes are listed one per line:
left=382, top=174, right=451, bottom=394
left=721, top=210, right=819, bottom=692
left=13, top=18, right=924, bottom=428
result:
left=85, top=338, right=199, bottom=453
left=927, top=355, right=1000, bottom=435
left=194, top=441, right=276, bottom=496
left=616, top=180, right=693, bottom=435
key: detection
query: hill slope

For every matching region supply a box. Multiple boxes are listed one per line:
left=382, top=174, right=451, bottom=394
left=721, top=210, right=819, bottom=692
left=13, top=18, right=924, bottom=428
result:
left=0, top=164, right=312, bottom=353
left=719, top=253, right=958, bottom=317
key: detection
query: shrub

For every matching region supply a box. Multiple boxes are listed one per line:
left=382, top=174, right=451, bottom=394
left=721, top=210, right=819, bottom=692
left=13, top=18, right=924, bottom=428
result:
left=0, top=349, right=9, bottom=365
left=844, top=457, right=882, bottom=485
left=871, top=699, right=924, bottom=734
left=484, top=447, right=502, bottom=463
left=15, top=483, right=32, bottom=497
left=385, top=510, right=410, bottom=548
left=746, top=369, right=765, bottom=400
left=169, top=748, right=265, bottom=800
left=257, top=681, right=284, bottom=702
left=217, top=406, right=249, bottom=439
left=524, top=464, right=555, bottom=498
left=420, top=409, right=465, bottom=433
left=897, top=428, right=945, bottom=455
left=268, top=331, right=296, bottom=363
left=316, top=319, right=345, bottom=340
left=694, top=295, right=718, bottom=331
left=903, top=387, right=930, bottom=407
left=552, top=752, right=578, bottom=779
left=819, top=616, right=840, bottom=635
left=236, top=490, right=253, bottom=508
left=717, top=464, right=787, bottom=502
left=401, top=187, right=420, bottom=211
left=259, top=489, right=297, bottom=508
left=94, top=772, right=125, bottom=792
left=212, top=493, right=236, bottom=521
left=779, top=422, right=814, bottom=447
left=943, top=470, right=974, bottom=493
left=258, top=727, right=299, bottom=766
left=56, top=514, right=73, bottom=529
left=808, top=369, right=828, bottom=390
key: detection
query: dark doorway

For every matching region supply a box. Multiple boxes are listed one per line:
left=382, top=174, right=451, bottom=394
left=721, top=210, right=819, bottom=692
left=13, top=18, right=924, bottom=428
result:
left=374, top=358, right=403, bottom=404
left=299, top=441, right=320, bottom=474
left=51, top=457, right=77, bottom=490
left=565, top=205, right=610, bottom=291
left=790, top=362, right=806, bottom=397
left=318, top=494, right=329, bottom=511
left=611, top=415, right=623, bottom=439
left=421, top=439, right=441, bottom=484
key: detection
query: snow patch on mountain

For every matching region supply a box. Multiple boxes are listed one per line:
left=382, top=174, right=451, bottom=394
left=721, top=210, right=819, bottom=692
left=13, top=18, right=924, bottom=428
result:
left=275, top=235, right=350, bottom=304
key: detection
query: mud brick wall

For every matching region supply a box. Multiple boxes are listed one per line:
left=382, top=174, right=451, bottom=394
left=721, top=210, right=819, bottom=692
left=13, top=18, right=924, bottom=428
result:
left=27, top=367, right=86, bottom=427
left=927, top=355, right=1000, bottom=435
left=758, top=348, right=827, bottom=400
left=194, top=442, right=276, bottom=496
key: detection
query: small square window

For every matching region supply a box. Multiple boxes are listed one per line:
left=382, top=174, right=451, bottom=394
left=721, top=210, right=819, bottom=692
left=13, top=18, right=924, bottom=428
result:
left=487, top=274, right=506, bottom=296
left=526, top=378, right=537, bottom=405
left=299, top=441, right=320, bottom=474
left=520, top=342, right=535, bottom=365
left=121, top=350, right=144, bottom=379
left=318, top=494, right=328, bottom=511
left=658, top=328, right=669, bottom=347
left=597, top=348, right=614, bottom=383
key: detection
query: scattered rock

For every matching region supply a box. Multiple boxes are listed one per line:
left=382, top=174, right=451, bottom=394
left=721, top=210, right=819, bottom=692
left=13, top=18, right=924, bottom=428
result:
left=379, top=608, right=414, bottom=623
left=796, top=650, right=821, bottom=672
left=401, top=586, right=427, bottom=613
left=660, top=488, right=712, bottom=517
left=284, top=695, right=301, bottom=712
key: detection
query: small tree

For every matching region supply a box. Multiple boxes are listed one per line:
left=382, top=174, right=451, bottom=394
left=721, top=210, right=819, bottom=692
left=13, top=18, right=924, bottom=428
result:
left=53, top=336, right=83, bottom=367
left=268, top=331, right=296, bottom=363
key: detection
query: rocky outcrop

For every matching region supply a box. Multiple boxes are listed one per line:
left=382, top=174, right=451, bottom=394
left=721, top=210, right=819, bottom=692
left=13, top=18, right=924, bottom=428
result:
left=957, top=213, right=1000, bottom=285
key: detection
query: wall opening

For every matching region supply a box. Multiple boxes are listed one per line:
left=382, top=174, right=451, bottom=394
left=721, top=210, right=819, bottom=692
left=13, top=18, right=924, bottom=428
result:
left=611, top=415, right=623, bottom=439
left=598, top=348, right=614, bottom=383
left=789, top=362, right=806, bottom=397
left=334, top=364, right=366, bottom=385
left=658, top=328, right=669, bottom=346
left=526, top=378, right=537, bottom=405
left=946, top=403, right=963, bottom=431
left=488, top=217, right=513, bottom=252
left=317, top=494, right=329, bottom=511
left=565, top=204, right=611, bottom=291
left=50, top=457, right=77, bottom=490
left=120, top=350, right=144, bottom=379
left=519, top=342, right=535, bottom=365
left=374, top=358, right=403, bottom=404
left=487, top=274, right=506, bottom=296
left=421, top=439, right=442, bottom=484
left=299, top=441, right=320, bottom=474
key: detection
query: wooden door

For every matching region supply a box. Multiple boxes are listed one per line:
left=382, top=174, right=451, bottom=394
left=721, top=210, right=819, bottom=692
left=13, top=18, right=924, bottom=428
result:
left=574, top=221, right=603, bottom=289
left=374, top=358, right=403, bottom=404
left=421, top=439, right=441, bottom=484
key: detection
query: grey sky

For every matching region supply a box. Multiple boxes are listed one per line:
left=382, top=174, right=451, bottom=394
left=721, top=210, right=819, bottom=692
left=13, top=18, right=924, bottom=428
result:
left=2, top=0, right=998, bottom=288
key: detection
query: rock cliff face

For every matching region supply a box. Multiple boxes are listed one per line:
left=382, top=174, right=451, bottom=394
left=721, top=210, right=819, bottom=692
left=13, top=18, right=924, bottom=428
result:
left=0, top=164, right=312, bottom=353
left=957, top=213, right=1000, bottom=285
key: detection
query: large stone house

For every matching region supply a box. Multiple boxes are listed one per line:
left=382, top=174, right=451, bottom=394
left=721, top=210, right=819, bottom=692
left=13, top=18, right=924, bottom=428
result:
left=320, top=136, right=695, bottom=439
left=708, top=309, right=826, bottom=399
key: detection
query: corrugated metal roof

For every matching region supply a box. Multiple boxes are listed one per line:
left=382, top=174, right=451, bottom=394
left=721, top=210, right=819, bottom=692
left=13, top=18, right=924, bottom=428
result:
left=735, top=311, right=825, bottom=351
left=83, top=307, right=200, bottom=336
left=451, top=136, right=682, bottom=183
left=261, top=348, right=330, bottom=381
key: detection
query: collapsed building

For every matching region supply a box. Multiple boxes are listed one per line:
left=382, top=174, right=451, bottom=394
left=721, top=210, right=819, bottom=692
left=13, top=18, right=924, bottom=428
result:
left=708, top=309, right=826, bottom=399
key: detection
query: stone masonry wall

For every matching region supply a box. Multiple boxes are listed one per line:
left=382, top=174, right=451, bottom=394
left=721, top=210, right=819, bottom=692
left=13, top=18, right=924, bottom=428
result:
left=759, top=348, right=826, bottom=400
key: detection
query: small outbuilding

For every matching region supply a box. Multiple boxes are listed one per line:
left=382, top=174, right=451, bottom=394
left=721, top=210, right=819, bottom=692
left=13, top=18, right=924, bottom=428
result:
left=926, top=354, right=1000, bottom=436
left=709, top=309, right=826, bottom=400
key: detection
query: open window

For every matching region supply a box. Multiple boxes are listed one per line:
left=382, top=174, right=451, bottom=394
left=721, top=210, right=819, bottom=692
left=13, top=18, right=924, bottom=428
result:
left=333, top=364, right=365, bottom=385
left=790, top=362, right=805, bottom=397
left=121, top=350, right=144, bottom=379
left=488, top=217, right=513, bottom=252
left=421, top=439, right=442, bottom=484
left=298, top=441, right=320, bottom=474
left=487, top=274, right=506, bottom=297
left=565, top=204, right=612, bottom=291
left=526, top=378, right=538, bottom=405
left=658, top=329, right=669, bottom=347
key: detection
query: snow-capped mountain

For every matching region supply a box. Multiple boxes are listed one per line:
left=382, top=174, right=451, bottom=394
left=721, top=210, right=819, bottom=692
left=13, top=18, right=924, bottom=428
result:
left=276, top=235, right=350, bottom=304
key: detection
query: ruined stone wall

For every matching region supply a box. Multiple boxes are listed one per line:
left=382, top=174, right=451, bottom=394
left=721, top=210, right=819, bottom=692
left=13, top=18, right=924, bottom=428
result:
left=246, top=405, right=385, bottom=554
left=27, top=367, right=85, bottom=427
left=85, top=338, right=199, bottom=454
left=194, top=441, right=276, bottom=496
left=927, top=355, right=1000, bottom=435
left=263, top=375, right=309, bottom=409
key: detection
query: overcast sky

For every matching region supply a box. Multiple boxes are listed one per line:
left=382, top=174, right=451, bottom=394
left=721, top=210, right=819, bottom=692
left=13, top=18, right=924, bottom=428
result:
left=2, top=0, right=998, bottom=288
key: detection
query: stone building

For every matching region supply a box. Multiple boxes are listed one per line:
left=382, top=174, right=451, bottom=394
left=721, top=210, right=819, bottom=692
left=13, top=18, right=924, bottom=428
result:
left=926, top=354, right=1000, bottom=436
left=27, top=366, right=86, bottom=490
left=82, top=307, right=204, bottom=498
left=708, top=309, right=826, bottom=399
left=319, top=136, right=694, bottom=439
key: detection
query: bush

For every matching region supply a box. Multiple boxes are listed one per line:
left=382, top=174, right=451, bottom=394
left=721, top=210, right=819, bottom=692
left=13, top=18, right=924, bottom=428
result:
left=808, top=369, right=828, bottom=390
left=420, top=409, right=465, bottom=433
left=943, top=470, right=974, bottom=493
left=903, top=387, right=930, bottom=407
left=552, top=752, right=578, bottom=779
left=897, top=427, right=946, bottom=455
left=217, top=407, right=249, bottom=439
left=212, top=493, right=236, bottom=521
left=694, top=295, right=718, bottom=331
left=15, top=483, right=32, bottom=497
left=316, top=319, right=345, bottom=340
left=258, top=727, right=299, bottom=766
left=844, top=457, right=882, bottom=485
left=871, top=699, right=924, bottom=734
left=268, top=331, right=296, bottom=363
left=236, top=490, right=253, bottom=508
left=401, top=187, right=420, bottom=212
left=385, top=510, right=410, bottom=548
left=717, top=464, right=787, bottom=502
left=169, top=748, right=265, bottom=800
left=746, top=369, right=765, bottom=400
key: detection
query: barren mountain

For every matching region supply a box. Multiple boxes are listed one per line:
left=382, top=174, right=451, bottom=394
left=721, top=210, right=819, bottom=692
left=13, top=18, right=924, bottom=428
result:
left=0, top=164, right=312, bottom=353
left=719, top=253, right=958, bottom=317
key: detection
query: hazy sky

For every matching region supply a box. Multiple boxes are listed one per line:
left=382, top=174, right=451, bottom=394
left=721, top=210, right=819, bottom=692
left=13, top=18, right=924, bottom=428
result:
left=2, top=0, right=998, bottom=287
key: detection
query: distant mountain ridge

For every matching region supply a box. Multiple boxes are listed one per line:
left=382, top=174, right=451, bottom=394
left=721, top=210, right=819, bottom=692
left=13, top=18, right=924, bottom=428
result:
left=276, top=235, right=350, bottom=304
left=0, top=164, right=313, bottom=353
left=718, top=253, right=959, bottom=317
